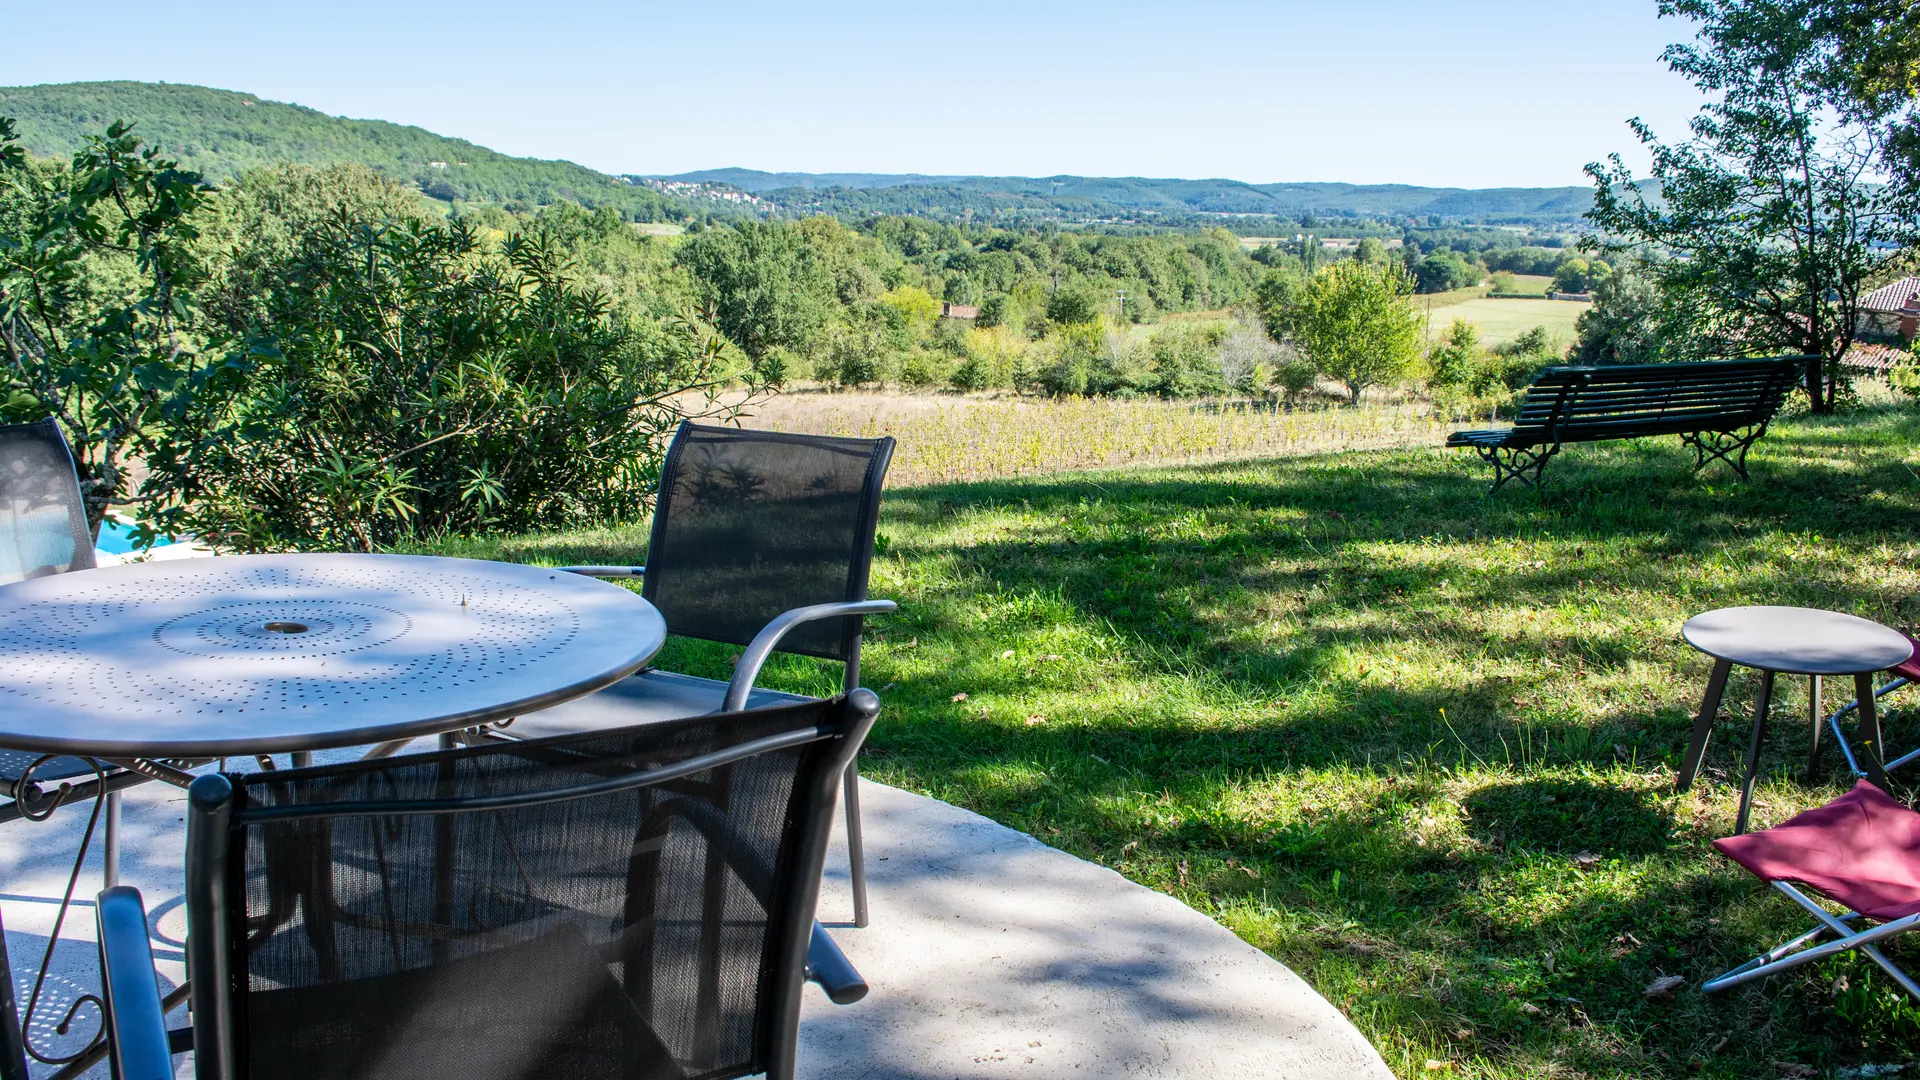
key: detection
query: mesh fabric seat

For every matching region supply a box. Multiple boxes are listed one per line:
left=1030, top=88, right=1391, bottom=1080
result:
left=519, top=422, right=896, bottom=925
left=91, top=693, right=879, bottom=1080
left=1705, top=781, right=1920, bottom=1001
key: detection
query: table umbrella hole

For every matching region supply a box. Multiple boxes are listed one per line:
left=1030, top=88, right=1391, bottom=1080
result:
left=262, top=622, right=310, bottom=634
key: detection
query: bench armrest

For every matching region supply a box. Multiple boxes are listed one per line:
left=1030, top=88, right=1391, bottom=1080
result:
left=96, top=886, right=173, bottom=1080
left=806, top=921, right=868, bottom=1005
left=724, top=600, right=898, bottom=712
left=557, top=566, right=645, bottom=578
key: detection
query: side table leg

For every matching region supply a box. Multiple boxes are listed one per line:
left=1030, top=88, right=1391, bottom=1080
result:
left=1856, top=672, right=1890, bottom=790
left=1678, top=659, right=1734, bottom=793
left=1736, top=671, right=1775, bottom=834
left=1806, top=675, right=1823, bottom=782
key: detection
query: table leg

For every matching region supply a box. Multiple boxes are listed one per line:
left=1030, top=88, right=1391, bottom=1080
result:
left=1677, top=659, right=1734, bottom=793
left=1736, top=670, right=1775, bottom=834
left=1806, top=675, right=1823, bottom=782
left=1856, top=671, right=1890, bottom=790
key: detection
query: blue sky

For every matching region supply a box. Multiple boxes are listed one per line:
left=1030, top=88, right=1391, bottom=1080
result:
left=1, top=1, right=1705, bottom=188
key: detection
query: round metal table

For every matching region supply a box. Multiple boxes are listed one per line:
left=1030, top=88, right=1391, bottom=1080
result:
left=1676, top=605, right=1914, bottom=832
left=0, top=553, right=667, bottom=759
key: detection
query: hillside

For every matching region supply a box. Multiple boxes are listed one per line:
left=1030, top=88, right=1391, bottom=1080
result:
left=656, top=169, right=1597, bottom=224
left=0, top=81, right=686, bottom=221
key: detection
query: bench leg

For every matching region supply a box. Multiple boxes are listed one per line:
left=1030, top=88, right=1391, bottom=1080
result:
left=1475, top=443, right=1559, bottom=491
left=1681, top=427, right=1763, bottom=481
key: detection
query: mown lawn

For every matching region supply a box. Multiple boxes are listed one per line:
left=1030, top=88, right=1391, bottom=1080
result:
left=426, top=404, right=1920, bottom=1079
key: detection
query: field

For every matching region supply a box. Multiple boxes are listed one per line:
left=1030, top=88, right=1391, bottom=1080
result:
left=428, top=401, right=1920, bottom=1079
left=735, top=390, right=1450, bottom=487
left=1424, top=294, right=1588, bottom=346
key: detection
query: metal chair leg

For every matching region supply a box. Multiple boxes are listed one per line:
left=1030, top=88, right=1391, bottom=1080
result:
left=843, top=759, right=868, bottom=929
left=1736, top=671, right=1775, bottom=834
left=103, top=790, right=121, bottom=890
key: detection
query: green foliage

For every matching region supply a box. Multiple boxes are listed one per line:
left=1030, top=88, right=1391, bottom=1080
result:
left=1587, top=0, right=1920, bottom=410
left=145, top=213, right=745, bottom=551
left=1278, top=261, right=1423, bottom=404
left=1568, top=262, right=1690, bottom=366
left=1415, top=250, right=1478, bottom=293
left=1046, top=286, right=1101, bottom=327
left=0, top=116, right=210, bottom=533
left=676, top=220, right=833, bottom=371
left=0, top=82, right=686, bottom=221
left=1144, top=324, right=1226, bottom=398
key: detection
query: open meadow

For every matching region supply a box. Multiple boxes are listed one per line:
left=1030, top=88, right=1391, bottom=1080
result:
left=733, top=389, right=1451, bottom=487
left=1423, top=294, right=1588, bottom=346
left=427, top=401, right=1920, bottom=1079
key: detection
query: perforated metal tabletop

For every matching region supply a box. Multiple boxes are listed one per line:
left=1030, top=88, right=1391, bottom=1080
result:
left=0, top=553, right=665, bottom=757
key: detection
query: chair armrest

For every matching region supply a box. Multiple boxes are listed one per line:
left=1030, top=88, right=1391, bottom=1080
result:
left=556, top=566, right=645, bottom=577
left=805, top=922, right=868, bottom=1005
left=723, top=600, right=898, bottom=712
left=95, top=886, right=173, bottom=1080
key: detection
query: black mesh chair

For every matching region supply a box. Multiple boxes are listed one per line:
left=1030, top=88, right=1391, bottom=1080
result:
left=511, top=422, right=896, bottom=926
left=90, top=693, right=879, bottom=1080
left=0, top=418, right=150, bottom=875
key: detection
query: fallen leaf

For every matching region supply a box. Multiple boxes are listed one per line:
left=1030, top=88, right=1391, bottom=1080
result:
left=1519, top=1002, right=1542, bottom=1015
left=999, top=649, right=1015, bottom=660
left=1832, top=974, right=1851, bottom=997
left=1037, top=653, right=1064, bottom=662
left=1772, top=1064, right=1816, bottom=1079
left=950, top=692, right=969, bottom=703
left=1024, top=715, right=1047, bottom=726
left=1571, top=850, right=1600, bottom=871
left=1423, top=1061, right=1451, bottom=1072
left=1643, top=975, right=1685, bottom=1000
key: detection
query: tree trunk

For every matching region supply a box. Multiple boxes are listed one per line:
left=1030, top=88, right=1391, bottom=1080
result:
left=1803, top=354, right=1829, bottom=413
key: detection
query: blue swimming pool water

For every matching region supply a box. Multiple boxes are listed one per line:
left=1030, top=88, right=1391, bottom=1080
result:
left=96, top=518, right=177, bottom=556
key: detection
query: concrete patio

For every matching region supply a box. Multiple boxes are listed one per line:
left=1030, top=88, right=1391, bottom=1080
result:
left=0, top=757, right=1391, bottom=1079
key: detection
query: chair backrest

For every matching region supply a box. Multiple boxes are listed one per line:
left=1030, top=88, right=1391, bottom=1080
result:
left=184, top=692, right=879, bottom=1080
left=643, top=422, right=894, bottom=662
left=1512, top=356, right=1804, bottom=441
left=0, top=418, right=93, bottom=586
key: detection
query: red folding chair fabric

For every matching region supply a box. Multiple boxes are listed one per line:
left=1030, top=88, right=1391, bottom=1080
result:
left=1892, top=633, right=1920, bottom=682
left=1713, top=781, right=1920, bottom=921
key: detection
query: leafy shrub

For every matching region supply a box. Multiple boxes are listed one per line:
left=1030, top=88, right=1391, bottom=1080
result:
left=144, top=212, right=751, bottom=551
left=1146, top=324, right=1226, bottom=398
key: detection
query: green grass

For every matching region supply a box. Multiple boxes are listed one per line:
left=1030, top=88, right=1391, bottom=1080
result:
left=1423, top=295, right=1587, bottom=346
left=425, top=405, right=1920, bottom=1078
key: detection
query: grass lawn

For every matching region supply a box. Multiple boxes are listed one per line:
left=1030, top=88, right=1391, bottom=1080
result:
left=426, top=404, right=1920, bottom=1078
left=1423, top=295, right=1588, bottom=346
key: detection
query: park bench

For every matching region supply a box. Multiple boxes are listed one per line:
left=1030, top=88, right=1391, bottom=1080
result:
left=1446, top=355, right=1806, bottom=490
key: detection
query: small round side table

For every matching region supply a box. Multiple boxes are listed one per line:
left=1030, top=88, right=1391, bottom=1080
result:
left=1675, top=605, right=1914, bottom=833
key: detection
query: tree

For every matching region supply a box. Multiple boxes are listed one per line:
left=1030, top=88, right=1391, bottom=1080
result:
left=1586, top=0, right=1920, bottom=411
left=1353, top=237, right=1387, bottom=265
left=1277, top=261, right=1422, bottom=405
left=1568, top=262, right=1689, bottom=365
left=1552, top=258, right=1593, bottom=294
left=1416, top=251, right=1476, bottom=294
left=1045, top=286, right=1100, bottom=327
left=675, top=220, right=833, bottom=371
left=0, top=118, right=210, bottom=534
left=1805, top=1, right=1920, bottom=190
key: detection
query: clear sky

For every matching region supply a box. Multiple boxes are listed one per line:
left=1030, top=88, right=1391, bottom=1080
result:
left=1, top=0, right=1705, bottom=189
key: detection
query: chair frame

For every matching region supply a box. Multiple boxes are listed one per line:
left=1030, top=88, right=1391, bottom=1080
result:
left=1827, top=673, right=1920, bottom=780
left=1703, top=879, right=1920, bottom=1002
left=94, top=692, right=881, bottom=1080
left=559, top=422, right=896, bottom=927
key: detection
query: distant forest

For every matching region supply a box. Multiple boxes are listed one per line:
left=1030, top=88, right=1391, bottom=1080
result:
left=1, top=82, right=1598, bottom=233
left=0, top=81, right=686, bottom=221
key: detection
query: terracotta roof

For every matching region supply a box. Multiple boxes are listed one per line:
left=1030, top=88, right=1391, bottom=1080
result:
left=1842, top=342, right=1909, bottom=373
left=1859, top=277, right=1920, bottom=314
left=941, top=303, right=980, bottom=319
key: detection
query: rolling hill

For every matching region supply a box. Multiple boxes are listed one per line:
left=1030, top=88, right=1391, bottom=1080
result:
left=0, top=81, right=686, bottom=221
left=655, top=169, right=1597, bottom=223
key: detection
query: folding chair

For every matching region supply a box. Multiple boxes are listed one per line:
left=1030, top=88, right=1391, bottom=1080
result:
left=508, top=421, right=896, bottom=926
left=1704, top=781, right=1920, bottom=1001
left=84, top=692, right=880, bottom=1080
left=1826, top=633, right=1920, bottom=780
